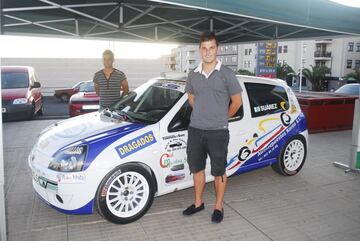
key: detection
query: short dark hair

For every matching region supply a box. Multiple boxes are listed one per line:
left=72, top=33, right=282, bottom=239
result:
left=199, top=31, right=219, bottom=47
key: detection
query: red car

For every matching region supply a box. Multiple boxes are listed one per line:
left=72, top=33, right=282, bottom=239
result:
left=69, top=80, right=99, bottom=117
left=1, top=66, right=43, bottom=120
left=54, top=81, right=84, bottom=102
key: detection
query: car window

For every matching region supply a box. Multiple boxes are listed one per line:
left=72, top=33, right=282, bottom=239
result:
left=335, top=85, right=360, bottom=95
left=168, top=101, right=192, bottom=132
left=79, top=82, right=95, bottom=92
left=1, top=71, right=29, bottom=89
left=112, top=79, right=184, bottom=124
left=245, top=82, right=289, bottom=118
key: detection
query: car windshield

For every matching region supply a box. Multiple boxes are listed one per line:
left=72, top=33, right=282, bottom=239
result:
left=1, top=71, right=29, bottom=89
left=110, top=79, right=185, bottom=124
left=335, top=84, right=360, bottom=95
left=79, top=82, right=95, bottom=92
left=72, top=82, right=83, bottom=89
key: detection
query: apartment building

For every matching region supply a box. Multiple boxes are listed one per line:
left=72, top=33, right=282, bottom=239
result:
left=166, top=36, right=360, bottom=88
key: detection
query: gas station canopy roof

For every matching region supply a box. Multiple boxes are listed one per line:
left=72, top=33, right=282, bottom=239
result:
left=1, top=0, right=360, bottom=43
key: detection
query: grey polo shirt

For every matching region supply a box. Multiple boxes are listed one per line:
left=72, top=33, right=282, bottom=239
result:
left=185, top=63, right=242, bottom=130
left=93, top=68, right=126, bottom=108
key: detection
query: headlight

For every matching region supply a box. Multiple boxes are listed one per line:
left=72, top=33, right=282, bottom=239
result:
left=13, top=98, right=28, bottom=104
left=48, top=145, right=87, bottom=172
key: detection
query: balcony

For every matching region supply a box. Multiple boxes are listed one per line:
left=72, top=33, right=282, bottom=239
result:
left=314, top=51, right=332, bottom=59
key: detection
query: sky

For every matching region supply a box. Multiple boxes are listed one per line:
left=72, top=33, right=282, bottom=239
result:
left=0, top=35, right=178, bottom=59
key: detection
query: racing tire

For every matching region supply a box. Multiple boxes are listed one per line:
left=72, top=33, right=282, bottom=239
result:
left=280, top=112, right=291, bottom=127
left=238, top=146, right=251, bottom=161
left=271, top=135, right=307, bottom=176
left=96, top=164, right=155, bottom=224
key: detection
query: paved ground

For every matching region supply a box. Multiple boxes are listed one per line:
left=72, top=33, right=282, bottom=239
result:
left=41, top=96, right=68, bottom=118
left=3, top=120, right=360, bottom=241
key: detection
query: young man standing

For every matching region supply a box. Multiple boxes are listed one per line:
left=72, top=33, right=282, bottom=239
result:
left=183, top=32, right=243, bottom=223
left=93, top=49, right=129, bottom=109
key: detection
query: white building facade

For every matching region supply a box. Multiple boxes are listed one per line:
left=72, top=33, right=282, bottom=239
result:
left=167, top=36, right=360, bottom=84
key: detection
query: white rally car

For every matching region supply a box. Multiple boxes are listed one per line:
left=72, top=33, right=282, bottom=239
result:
left=29, top=73, right=308, bottom=224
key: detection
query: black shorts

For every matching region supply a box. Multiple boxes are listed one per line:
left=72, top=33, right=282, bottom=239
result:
left=186, top=126, right=229, bottom=176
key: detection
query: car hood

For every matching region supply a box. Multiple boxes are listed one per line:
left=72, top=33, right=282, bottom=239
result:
left=34, top=111, right=145, bottom=157
left=1, top=88, right=28, bottom=100
left=70, top=92, right=99, bottom=102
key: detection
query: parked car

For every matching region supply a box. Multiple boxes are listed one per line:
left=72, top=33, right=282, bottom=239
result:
left=29, top=74, right=308, bottom=224
left=1, top=66, right=43, bottom=120
left=54, top=81, right=84, bottom=102
left=335, top=83, right=360, bottom=96
left=69, top=80, right=99, bottom=117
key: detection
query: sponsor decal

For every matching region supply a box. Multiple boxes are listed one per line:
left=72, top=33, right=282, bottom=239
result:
left=165, top=173, right=185, bottom=184
left=254, top=103, right=278, bottom=113
left=162, top=133, right=185, bottom=140
left=115, top=131, right=157, bottom=159
left=56, top=173, right=86, bottom=184
left=160, top=153, right=186, bottom=169
left=33, top=172, right=58, bottom=192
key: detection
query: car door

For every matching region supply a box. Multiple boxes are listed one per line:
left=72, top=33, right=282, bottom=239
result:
left=159, top=97, right=193, bottom=191
left=225, top=82, right=252, bottom=177
left=235, top=82, right=291, bottom=170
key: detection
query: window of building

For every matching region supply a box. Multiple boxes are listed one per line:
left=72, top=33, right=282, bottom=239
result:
left=278, top=46, right=282, bottom=53
left=232, top=45, right=237, bottom=51
left=347, top=59, right=353, bottom=69
left=231, top=56, right=237, bottom=62
left=245, top=49, right=248, bottom=55
left=348, top=42, right=354, bottom=52
left=283, top=45, right=288, bottom=53
left=355, top=60, right=360, bottom=69
left=245, top=83, right=289, bottom=118
left=225, top=46, right=229, bottom=51
left=356, top=43, right=360, bottom=52
left=244, top=61, right=247, bottom=68
left=248, top=61, right=251, bottom=68
left=249, top=49, right=252, bottom=55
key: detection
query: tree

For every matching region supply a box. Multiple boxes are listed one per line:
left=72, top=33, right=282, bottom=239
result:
left=302, top=65, right=330, bottom=91
left=345, top=68, right=360, bottom=83
left=237, top=69, right=254, bottom=76
left=276, top=62, right=295, bottom=80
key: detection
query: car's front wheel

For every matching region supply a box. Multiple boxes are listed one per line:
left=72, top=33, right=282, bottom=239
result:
left=96, top=164, right=155, bottom=224
left=271, top=135, right=307, bottom=176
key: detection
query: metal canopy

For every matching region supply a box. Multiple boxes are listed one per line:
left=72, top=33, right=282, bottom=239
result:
left=1, top=0, right=360, bottom=43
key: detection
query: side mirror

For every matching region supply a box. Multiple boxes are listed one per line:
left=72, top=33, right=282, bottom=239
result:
left=168, top=117, right=189, bottom=132
left=32, top=82, right=41, bottom=88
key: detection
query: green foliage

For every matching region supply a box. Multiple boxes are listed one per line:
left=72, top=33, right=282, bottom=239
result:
left=302, top=65, right=330, bottom=91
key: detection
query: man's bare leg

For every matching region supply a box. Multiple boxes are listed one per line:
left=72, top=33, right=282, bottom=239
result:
left=214, top=174, right=227, bottom=210
left=194, top=170, right=206, bottom=207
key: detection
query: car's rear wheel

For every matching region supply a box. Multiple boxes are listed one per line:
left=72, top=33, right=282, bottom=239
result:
left=60, top=94, right=69, bottom=102
left=96, top=164, right=155, bottom=224
left=271, top=135, right=306, bottom=176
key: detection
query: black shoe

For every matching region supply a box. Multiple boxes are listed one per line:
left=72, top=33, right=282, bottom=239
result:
left=211, top=209, right=224, bottom=223
left=182, top=203, right=205, bottom=216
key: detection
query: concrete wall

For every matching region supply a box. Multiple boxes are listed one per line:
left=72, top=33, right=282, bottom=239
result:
left=1, top=57, right=168, bottom=95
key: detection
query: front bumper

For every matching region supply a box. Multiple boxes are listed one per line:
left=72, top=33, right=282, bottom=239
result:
left=28, top=152, right=95, bottom=214
left=2, top=102, right=32, bottom=120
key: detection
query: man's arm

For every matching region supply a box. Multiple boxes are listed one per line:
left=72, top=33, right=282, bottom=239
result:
left=94, top=83, right=99, bottom=96
left=121, top=79, right=129, bottom=97
left=188, top=93, right=195, bottom=107
left=228, top=93, right=242, bottom=117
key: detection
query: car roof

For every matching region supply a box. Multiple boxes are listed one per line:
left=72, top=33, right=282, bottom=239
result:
left=1, top=66, right=34, bottom=72
left=157, top=72, right=288, bottom=87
